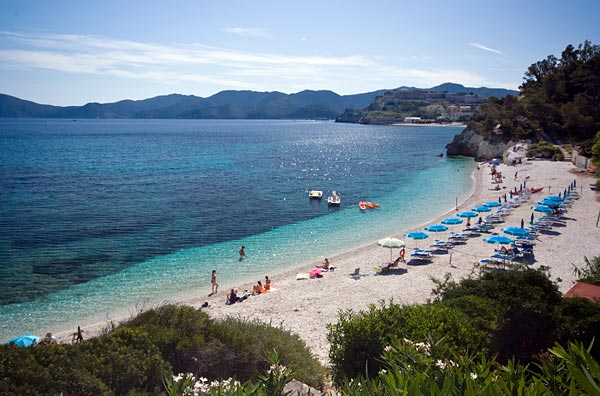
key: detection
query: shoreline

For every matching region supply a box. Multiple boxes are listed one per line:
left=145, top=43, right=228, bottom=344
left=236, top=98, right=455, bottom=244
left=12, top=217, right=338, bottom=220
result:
left=53, top=159, right=600, bottom=365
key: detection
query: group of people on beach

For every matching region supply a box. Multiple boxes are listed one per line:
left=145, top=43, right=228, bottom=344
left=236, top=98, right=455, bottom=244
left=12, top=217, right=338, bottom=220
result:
left=225, top=276, right=272, bottom=305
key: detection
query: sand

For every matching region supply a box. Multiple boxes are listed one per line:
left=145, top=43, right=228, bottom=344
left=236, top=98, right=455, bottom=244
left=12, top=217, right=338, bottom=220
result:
left=56, top=159, right=600, bottom=365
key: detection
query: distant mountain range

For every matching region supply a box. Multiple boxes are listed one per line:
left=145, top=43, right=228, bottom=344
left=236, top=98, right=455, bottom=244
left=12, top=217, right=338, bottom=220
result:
left=0, top=83, right=518, bottom=120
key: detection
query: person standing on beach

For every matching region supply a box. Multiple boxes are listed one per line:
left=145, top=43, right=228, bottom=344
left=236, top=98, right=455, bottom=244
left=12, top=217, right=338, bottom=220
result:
left=239, top=246, right=246, bottom=258
left=211, top=270, right=218, bottom=294
left=74, top=326, right=84, bottom=343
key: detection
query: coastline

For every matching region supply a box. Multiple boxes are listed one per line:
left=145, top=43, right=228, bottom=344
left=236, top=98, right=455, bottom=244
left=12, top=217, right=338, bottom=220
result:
left=54, top=159, right=600, bottom=365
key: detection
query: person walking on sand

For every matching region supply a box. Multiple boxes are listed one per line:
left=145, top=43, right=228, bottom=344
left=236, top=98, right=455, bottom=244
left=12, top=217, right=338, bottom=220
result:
left=239, top=245, right=246, bottom=258
left=514, top=171, right=518, bottom=181
left=211, top=270, right=218, bottom=294
left=72, top=326, right=84, bottom=343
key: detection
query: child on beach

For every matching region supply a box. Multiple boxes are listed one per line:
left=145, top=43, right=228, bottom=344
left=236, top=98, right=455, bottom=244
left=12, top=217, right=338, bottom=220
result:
left=239, top=246, right=246, bottom=258
left=211, top=270, right=218, bottom=294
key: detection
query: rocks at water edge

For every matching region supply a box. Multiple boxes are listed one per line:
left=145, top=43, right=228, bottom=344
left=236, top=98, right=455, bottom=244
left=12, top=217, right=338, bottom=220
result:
left=445, top=125, right=529, bottom=161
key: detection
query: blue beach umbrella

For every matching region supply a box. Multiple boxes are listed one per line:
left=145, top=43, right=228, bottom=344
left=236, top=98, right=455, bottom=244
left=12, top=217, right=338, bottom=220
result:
left=405, top=231, right=429, bottom=240
left=545, top=195, right=564, bottom=202
left=538, top=199, right=560, bottom=207
left=502, top=226, right=530, bottom=237
left=472, top=205, right=491, bottom=212
left=457, top=211, right=478, bottom=218
left=404, top=231, right=429, bottom=248
left=425, top=224, right=448, bottom=232
left=6, top=334, right=40, bottom=347
left=483, top=201, right=501, bottom=207
left=441, top=217, right=463, bottom=225
left=483, top=235, right=514, bottom=245
left=531, top=205, right=553, bottom=213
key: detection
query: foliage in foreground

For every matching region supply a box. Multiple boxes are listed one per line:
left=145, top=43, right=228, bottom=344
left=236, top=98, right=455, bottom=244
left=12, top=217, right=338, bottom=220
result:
left=163, top=338, right=600, bottom=396
left=339, top=338, right=600, bottom=396
left=327, top=266, right=600, bottom=385
left=573, top=255, right=600, bottom=286
left=326, top=302, right=484, bottom=385
left=0, top=305, right=324, bottom=396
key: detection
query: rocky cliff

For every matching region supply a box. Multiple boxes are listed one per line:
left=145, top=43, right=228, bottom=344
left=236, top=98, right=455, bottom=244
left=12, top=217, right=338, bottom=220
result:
left=445, top=125, right=527, bottom=161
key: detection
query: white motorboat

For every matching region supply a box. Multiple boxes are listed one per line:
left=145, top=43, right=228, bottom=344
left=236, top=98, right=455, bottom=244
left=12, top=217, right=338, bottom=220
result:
left=309, top=190, right=323, bottom=199
left=327, top=190, right=341, bottom=206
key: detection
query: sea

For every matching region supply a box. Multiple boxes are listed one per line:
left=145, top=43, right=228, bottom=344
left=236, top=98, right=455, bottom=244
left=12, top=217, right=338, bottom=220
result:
left=0, top=119, right=474, bottom=340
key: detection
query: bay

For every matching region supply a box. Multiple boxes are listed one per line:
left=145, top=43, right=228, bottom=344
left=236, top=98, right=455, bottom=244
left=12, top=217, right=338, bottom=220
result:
left=0, top=119, right=473, bottom=339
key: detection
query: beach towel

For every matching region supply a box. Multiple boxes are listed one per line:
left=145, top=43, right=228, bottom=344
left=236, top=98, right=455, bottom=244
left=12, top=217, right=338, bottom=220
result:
left=296, top=272, right=309, bottom=280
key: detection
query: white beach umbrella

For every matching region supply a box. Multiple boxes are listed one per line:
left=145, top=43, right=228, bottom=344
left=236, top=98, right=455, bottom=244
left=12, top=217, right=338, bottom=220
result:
left=378, top=237, right=405, bottom=262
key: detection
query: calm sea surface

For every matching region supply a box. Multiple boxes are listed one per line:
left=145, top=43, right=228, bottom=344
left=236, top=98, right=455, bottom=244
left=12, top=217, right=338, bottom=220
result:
left=0, top=119, right=473, bottom=339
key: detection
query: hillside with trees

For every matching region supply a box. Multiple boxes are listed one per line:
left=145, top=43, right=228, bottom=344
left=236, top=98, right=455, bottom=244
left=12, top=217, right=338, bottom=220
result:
left=447, top=41, right=600, bottom=160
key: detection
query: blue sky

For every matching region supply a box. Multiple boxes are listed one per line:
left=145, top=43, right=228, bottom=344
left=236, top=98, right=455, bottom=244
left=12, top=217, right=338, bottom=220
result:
left=1, top=0, right=599, bottom=106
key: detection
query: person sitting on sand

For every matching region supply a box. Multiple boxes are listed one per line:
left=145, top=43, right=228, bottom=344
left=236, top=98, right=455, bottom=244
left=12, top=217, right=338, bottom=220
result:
left=264, top=276, right=271, bottom=291
left=42, top=332, right=57, bottom=344
left=253, top=281, right=266, bottom=295
left=226, top=288, right=237, bottom=305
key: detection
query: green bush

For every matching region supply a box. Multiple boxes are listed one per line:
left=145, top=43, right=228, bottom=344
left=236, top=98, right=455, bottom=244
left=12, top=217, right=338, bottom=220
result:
left=433, top=267, right=563, bottom=363
left=121, top=306, right=324, bottom=388
left=527, top=141, right=564, bottom=159
left=326, top=302, right=481, bottom=385
left=338, top=339, right=600, bottom=396
left=0, top=305, right=325, bottom=395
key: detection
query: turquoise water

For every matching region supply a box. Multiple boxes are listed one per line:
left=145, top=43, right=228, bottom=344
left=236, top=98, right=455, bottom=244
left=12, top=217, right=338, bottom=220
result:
left=0, top=119, right=473, bottom=339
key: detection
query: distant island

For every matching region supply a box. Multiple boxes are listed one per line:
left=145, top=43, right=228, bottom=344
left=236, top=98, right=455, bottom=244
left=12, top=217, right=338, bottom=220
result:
left=0, top=83, right=516, bottom=121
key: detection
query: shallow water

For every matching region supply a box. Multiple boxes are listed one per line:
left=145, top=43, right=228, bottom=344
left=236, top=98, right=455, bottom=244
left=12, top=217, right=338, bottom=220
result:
left=0, top=119, right=473, bottom=339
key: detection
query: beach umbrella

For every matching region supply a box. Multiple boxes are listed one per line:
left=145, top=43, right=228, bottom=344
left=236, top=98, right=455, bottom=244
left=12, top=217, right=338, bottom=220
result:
left=425, top=224, right=448, bottom=232
left=531, top=205, right=553, bottom=213
left=502, top=226, right=530, bottom=237
left=483, top=201, right=501, bottom=207
left=538, top=199, right=560, bottom=207
left=457, top=211, right=478, bottom=218
left=503, top=193, right=507, bottom=202
left=404, top=231, right=429, bottom=248
left=483, top=235, right=513, bottom=245
left=498, top=196, right=502, bottom=204
left=530, top=213, right=535, bottom=224
left=378, top=237, right=405, bottom=262
left=545, top=195, right=564, bottom=202
left=472, top=205, right=491, bottom=212
left=5, top=334, right=40, bottom=347
left=441, top=217, right=463, bottom=225
left=520, top=218, right=525, bottom=228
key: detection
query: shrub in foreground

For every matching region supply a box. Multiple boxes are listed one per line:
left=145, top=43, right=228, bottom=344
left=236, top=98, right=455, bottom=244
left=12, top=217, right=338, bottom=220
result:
left=326, top=302, right=482, bottom=385
left=0, top=305, right=325, bottom=395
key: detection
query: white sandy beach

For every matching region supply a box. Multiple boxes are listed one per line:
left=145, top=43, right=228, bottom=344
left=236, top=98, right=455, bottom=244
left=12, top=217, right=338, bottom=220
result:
left=56, top=159, right=600, bottom=365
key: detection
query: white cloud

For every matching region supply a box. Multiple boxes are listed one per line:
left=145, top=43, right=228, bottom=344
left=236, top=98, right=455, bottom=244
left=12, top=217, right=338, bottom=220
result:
left=469, top=42, right=504, bottom=56
left=222, top=27, right=272, bottom=38
left=0, top=32, right=511, bottom=96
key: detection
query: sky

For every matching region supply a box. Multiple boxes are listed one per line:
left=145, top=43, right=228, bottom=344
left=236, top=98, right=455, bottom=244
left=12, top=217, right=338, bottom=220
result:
left=1, top=0, right=599, bottom=106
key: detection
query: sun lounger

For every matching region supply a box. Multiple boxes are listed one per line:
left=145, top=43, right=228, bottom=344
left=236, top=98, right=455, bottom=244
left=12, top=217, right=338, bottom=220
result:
left=351, top=267, right=367, bottom=279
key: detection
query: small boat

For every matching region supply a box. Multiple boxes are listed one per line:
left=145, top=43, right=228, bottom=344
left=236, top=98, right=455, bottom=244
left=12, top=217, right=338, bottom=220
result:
left=358, top=201, right=367, bottom=210
left=309, top=190, right=323, bottom=199
left=528, top=187, right=543, bottom=193
left=327, top=191, right=341, bottom=206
